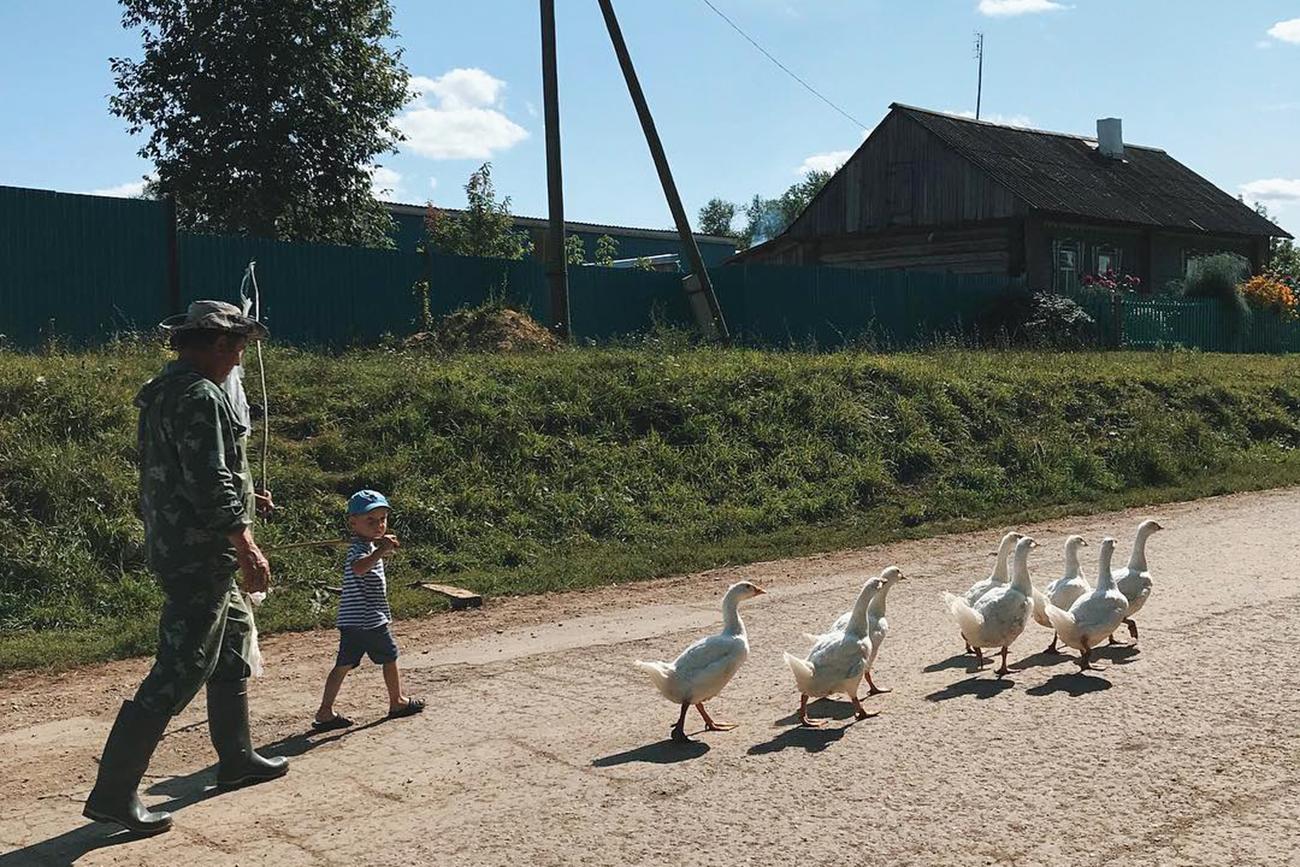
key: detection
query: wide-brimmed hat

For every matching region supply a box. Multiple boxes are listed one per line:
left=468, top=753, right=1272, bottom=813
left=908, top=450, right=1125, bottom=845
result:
left=158, top=300, right=269, bottom=339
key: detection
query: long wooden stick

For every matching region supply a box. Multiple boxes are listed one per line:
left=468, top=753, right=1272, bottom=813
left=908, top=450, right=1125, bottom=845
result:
left=263, top=538, right=349, bottom=553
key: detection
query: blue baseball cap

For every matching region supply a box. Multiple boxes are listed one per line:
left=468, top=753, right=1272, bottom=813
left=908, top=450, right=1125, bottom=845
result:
left=347, top=489, right=391, bottom=516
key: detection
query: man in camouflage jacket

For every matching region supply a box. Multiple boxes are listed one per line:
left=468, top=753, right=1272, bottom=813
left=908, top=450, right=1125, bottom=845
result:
left=83, top=301, right=287, bottom=835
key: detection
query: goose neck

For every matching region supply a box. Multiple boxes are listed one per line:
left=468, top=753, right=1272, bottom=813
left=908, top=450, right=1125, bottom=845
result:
left=721, top=594, right=745, bottom=636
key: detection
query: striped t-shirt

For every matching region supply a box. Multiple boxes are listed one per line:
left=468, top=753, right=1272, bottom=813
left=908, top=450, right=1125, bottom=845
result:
left=337, top=539, right=393, bottom=629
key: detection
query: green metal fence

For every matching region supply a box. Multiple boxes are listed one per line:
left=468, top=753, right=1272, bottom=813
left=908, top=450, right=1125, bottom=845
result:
left=4, top=184, right=1300, bottom=352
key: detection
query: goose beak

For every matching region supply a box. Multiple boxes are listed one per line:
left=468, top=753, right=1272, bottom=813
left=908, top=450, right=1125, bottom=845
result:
left=1080, top=539, right=1089, bottom=547
left=752, top=585, right=767, bottom=595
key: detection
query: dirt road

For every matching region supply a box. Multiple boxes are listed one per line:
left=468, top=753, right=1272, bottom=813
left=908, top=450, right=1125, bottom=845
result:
left=2, top=489, right=1298, bottom=866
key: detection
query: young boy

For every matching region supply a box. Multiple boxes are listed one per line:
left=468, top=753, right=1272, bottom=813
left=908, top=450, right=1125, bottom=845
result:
left=313, top=489, right=425, bottom=730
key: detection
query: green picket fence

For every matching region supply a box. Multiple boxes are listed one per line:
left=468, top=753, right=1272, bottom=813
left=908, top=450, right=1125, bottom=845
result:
left=1068, top=289, right=1300, bottom=353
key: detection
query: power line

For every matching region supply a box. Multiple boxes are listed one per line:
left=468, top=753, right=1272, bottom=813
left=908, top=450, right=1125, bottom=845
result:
left=698, top=0, right=866, bottom=130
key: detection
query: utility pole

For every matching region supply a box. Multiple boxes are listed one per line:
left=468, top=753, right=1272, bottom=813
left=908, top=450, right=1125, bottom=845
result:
left=974, top=32, right=985, bottom=120
left=596, top=0, right=729, bottom=342
left=540, top=0, right=570, bottom=339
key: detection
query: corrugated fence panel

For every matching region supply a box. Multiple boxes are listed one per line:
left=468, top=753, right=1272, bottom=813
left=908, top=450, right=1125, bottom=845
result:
left=179, top=234, right=424, bottom=345
left=566, top=266, right=687, bottom=338
left=0, top=186, right=170, bottom=344
left=427, top=252, right=548, bottom=320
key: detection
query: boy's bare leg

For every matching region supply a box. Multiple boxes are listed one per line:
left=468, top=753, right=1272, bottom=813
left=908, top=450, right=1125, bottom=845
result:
left=382, top=661, right=409, bottom=712
left=316, top=665, right=353, bottom=722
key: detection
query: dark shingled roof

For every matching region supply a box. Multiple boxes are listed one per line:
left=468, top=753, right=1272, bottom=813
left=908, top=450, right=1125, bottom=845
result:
left=892, top=104, right=1291, bottom=239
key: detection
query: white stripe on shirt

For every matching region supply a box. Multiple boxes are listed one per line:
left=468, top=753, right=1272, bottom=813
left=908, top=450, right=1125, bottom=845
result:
left=337, top=539, right=392, bottom=629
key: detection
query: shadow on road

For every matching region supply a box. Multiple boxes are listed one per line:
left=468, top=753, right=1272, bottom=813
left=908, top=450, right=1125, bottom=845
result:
left=1, top=718, right=397, bottom=867
left=922, top=653, right=985, bottom=674
left=747, top=722, right=852, bottom=756
left=924, top=675, right=1015, bottom=702
left=1026, top=672, right=1113, bottom=697
left=592, top=739, right=710, bottom=767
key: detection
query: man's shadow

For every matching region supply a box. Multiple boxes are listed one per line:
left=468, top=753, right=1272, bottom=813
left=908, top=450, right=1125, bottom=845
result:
left=0, top=718, right=389, bottom=867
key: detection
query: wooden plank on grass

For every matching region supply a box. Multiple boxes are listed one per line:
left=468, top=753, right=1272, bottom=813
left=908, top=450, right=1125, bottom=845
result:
left=411, top=582, right=483, bottom=610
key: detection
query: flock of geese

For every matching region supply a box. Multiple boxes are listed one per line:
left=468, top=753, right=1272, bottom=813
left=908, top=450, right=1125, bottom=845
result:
left=636, top=519, right=1164, bottom=743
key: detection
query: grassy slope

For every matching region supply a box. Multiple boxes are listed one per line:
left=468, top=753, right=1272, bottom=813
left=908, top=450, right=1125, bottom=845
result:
left=3, top=343, right=1300, bottom=671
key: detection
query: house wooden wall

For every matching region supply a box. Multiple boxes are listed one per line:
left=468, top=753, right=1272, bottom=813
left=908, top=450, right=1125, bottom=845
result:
left=787, top=113, right=1027, bottom=240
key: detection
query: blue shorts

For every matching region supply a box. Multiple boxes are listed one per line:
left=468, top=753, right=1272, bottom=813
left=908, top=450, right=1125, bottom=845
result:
left=336, top=624, right=399, bottom=667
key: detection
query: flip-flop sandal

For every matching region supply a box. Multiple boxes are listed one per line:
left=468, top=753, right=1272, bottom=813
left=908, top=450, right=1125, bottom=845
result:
left=387, top=698, right=425, bottom=719
left=311, top=714, right=354, bottom=732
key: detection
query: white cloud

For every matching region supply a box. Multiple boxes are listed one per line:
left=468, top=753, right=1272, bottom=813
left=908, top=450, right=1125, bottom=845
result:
left=369, top=166, right=402, bottom=199
left=948, top=109, right=1035, bottom=128
left=798, top=148, right=855, bottom=175
left=978, top=0, right=1066, bottom=16
left=525, top=101, right=539, bottom=117
left=87, top=179, right=149, bottom=198
left=1267, top=18, right=1300, bottom=44
left=396, top=68, right=529, bottom=160
left=429, top=177, right=438, bottom=191
left=796, top=128, right=871, bottom=175
left=1241, top=178, right=1300, bottom=202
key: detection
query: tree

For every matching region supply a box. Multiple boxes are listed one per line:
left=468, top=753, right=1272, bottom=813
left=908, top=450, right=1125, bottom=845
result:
left=594, top=234, right=619, bottom=266
left=1248, top=198, right=1299, bottom=279
left=110, top=0, right=409, bottom=248
left=712, top=170, right=834, bottom=249
left=565, top=234, right=587, bottom=265
left=424, top=163, right=532, bottom=260
left=697, top=198, right=737, bottom=237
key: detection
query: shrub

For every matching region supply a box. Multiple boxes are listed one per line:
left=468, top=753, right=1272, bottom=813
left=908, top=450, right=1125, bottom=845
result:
left=1238, top=275, right=1298, bottom=318
left=1022, top=292, right=1098, bottom=348
left=1183, top=253, right=1251, bottom=320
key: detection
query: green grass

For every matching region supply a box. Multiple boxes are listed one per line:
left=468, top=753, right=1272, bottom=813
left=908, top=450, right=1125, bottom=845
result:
left=4, top=341, right=1300, bottom=672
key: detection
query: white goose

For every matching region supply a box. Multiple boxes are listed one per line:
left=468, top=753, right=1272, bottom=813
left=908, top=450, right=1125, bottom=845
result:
left=828, top=568, right=905, bottom=694
left=785, top=568, right=901, bottom=726
left=1030, top=535, right=1091, bottom=654
left=1044, top=538, right=1129, bottom=670
left=956, top=531, right=1023, bottom=654
left=1111, top=519, right=1165, bottom=645
left=942, top=537, right=1037, bottom=677
left=635, top=581, right=766, bottom=743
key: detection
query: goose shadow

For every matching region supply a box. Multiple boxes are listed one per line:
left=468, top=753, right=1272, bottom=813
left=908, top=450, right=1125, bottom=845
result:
left=1093, top=644, right=1140, bottom=665
left=773, top=698, right=858, bottom=727
left=1010, top=651, right=1076, bottom=672
left=1026, top=672, right=1113, bottom=697
left=592, top=739, right=710, bottom=767
left=748, top=723, right=851, bottom=756
left=923, top=653, right=986, bottom=673
left=925, top=675, right=1015, bottom=702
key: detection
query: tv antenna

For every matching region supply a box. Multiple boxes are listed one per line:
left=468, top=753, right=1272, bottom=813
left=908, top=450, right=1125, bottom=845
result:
left=974, top=32, right=985, bottom=120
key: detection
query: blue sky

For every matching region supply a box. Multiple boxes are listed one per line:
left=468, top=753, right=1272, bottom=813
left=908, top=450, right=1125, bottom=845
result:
left=2, top=1, right=1298, bottom=236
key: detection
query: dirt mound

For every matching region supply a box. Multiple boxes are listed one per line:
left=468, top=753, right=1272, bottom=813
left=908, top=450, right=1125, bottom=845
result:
left=406, top=304, right=560, bottom=353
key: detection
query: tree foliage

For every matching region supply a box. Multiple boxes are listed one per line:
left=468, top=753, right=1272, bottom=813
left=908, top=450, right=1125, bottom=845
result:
left=709, top=170, right=833, bottom=249
left=594, top=234, right=619, bottom=267
left=565, top=234, right=587, bottom=266
left=697, top=198, right=737, bottom=238
left=424, top=163, right=532, bottom=260
left=110, top=0, right=410, bottom=247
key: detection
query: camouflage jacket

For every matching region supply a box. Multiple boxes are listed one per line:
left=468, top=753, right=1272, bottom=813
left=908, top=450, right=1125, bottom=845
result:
left=135, top=360, right=254, bottom=581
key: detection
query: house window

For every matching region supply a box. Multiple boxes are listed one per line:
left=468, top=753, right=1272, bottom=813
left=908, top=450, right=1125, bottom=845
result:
left=1095, top=247, right=1122, bottom=275
left=1052, top=239, right=1082, bottom=291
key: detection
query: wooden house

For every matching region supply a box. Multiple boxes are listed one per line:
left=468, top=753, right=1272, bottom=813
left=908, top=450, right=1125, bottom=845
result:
left=731, top=104, right=1291, bottom=292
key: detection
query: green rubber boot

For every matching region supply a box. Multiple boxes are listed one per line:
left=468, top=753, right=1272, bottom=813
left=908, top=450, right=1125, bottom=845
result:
left=206, top=679, right=288, bottom=789
left=83, top=700, right=173, bottom=835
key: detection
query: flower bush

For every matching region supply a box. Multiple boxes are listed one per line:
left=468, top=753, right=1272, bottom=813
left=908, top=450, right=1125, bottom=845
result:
left=1238, top=275, right=1298, bottom=318
left=1081, top=270, right=1142, bottom=293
